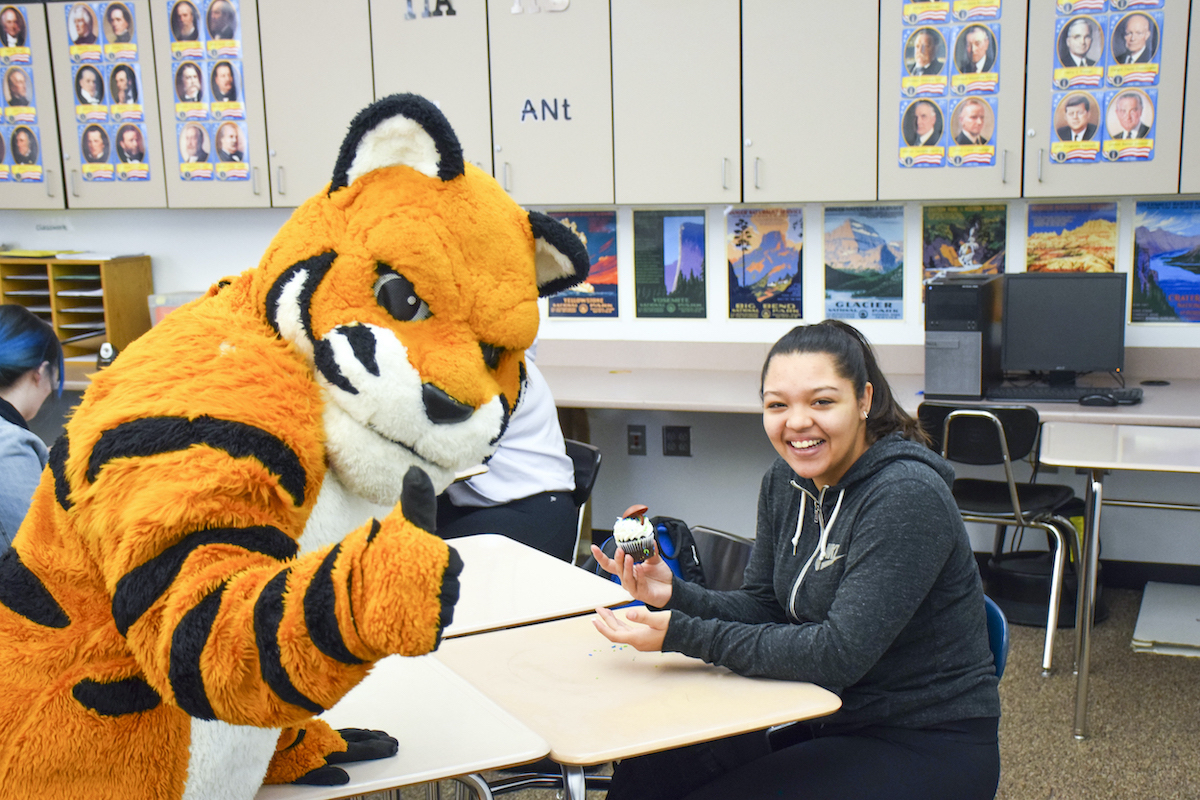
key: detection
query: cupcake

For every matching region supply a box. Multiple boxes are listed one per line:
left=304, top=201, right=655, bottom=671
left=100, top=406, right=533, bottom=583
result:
left=613, top=504, right=657, bottom=563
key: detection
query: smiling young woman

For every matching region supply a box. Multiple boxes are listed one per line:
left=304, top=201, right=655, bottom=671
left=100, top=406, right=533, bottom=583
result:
left=592, top=320, right=999, bottom=800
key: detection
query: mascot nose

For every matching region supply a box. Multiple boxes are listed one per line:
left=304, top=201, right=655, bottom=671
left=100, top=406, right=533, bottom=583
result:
left=422, top=383, right=474, bottom=425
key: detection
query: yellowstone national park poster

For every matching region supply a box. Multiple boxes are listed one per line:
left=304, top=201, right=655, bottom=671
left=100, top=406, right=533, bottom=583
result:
left=1132, top=201, right=1200, bottom=324
left=726, top=207, right=803, bottom=320
left=1026, top=203, right=1117, bottom=273
left=546, top=210, right=618, bottom=318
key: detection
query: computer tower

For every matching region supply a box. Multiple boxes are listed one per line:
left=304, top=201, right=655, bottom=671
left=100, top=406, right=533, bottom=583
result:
left=924, top=275, right=1002, bottom=400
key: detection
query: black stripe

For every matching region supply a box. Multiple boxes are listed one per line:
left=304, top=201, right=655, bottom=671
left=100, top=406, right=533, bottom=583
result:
left=313, top=339, right=357, bottom=395
left=87, top=416, right=308, bottom=507
left=366, top=518, right=381, bottom=544
left=400, top=467, right=435, bottom=534
left=264, top=252, right=336, bottom=340
left=341, top=324, right=379, bottom=377
left=282, top=727, right=306, bottom=751
left=304, top=545, right=364, bottom=665
left=254, top=570, right=324, bottom=714
left=49, top=433, right=72, bottom=511
left=169, top=585, right=225, bottom=720
left=434, top=546, right=463, bottom=649
left=0, top=548, right=70, bottom=628
left=72, top=677, right=161, bottom=716
left=112, top=525, right=297, bottom=636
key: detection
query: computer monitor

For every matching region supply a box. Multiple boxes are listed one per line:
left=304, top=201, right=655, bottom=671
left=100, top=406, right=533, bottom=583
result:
left=1001, top=272, right=1127, bottom=386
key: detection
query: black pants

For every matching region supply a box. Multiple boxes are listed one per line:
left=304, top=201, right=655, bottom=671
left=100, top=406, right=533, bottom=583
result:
left=607, top=717, right=999, bottom=800
left=436, top=491, right=578, bottom=562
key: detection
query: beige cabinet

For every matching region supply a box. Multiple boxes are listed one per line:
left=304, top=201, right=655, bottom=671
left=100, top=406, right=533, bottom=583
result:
left=259, top=0, right=374, bottom=206
left=1023, top=1, right=1189, bottom=197
left=148, top=0, right=271, bottom=207
left=877, top=0, right=1026, bottom=200
left=488, top=0, right=613, bottom=205
left=742, top=0, right=879, bottom=203
left=1178, top=0, right=1200, bottom=194
left=46, top=0, right=167, bottom=207
left=0, top=4, right=63, bottom=208
left=370, top=0, right=492, bottom=174
left=611, top=0, right=740, bottom=204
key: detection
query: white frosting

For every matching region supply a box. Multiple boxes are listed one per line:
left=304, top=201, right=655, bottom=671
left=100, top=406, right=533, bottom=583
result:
left=613, top=515, right=653, bottom=543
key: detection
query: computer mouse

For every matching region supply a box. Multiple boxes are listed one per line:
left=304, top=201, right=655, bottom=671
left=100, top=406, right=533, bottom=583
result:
left=1079, top=394, right=1119, bottom=407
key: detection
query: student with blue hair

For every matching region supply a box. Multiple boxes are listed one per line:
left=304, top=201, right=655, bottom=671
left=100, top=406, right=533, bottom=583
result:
left=0, top=306, right=62, bottom=548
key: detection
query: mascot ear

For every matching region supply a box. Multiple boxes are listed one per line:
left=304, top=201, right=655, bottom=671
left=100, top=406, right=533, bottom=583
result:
left=329, top=93, right=465, bottom=192
left=529, top=211, right=591, bottom=298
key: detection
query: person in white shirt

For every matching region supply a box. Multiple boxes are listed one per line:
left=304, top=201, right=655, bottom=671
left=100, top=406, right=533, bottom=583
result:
left=1112, top=91, right=1150, bottom=139
left=958, top=26, right=995, bottom=73
left=1059, top=18, right=1096, bottom=67
left=435, top=341, right=578, bottom=561
left=905, top=100, right=942, bottom=147
left=1057, top=94, right=1097, bottom=141
left=1116, top=13, right=1155, bottom=64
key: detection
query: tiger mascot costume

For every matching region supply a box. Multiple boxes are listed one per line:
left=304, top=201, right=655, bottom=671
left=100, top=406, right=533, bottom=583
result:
left=0, top=94, right=588, bottom=799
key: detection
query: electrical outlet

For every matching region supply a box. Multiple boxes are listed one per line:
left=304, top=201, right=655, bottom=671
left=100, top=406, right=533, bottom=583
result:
left=663, top=425, right=691, bottom=457
left=627, top=424, right=646, bottom=456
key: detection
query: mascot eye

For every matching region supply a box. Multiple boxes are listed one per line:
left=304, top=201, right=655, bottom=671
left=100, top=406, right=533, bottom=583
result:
left=373, top=270, right=431, bottom=322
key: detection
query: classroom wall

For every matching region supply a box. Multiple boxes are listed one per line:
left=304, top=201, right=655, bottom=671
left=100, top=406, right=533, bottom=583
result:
left=4, top=192, right=1200, bottom=564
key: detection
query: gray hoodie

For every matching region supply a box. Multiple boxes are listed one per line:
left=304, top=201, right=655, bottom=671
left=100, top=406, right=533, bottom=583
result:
left=662, top=432, right=1001, bottom=730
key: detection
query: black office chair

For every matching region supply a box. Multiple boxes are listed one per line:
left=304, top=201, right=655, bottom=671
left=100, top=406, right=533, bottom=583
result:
left=917, top=402, right=1079, bottom=675
left=564, top=439, right=602, bottom=565
left=690, top=525, right=754, bottom=591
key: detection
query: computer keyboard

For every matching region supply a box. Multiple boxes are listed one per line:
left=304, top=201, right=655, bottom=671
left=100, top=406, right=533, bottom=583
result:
left=986, top=385, right=1143, bottom=404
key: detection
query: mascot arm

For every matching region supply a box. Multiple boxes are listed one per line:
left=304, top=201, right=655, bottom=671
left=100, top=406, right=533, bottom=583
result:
left=85, top=451, right=460, bottom=728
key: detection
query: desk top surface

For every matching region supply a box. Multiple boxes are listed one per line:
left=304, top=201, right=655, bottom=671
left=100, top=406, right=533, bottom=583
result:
left=254, top=655, right=548, bottom=800
left=443, top=534, right=631, bottom=638
left=542, top=366, right=1200, bottom=428
left=435, top=611, right=841, bottom=766
left=1039, top=421, right=1200, bottom=473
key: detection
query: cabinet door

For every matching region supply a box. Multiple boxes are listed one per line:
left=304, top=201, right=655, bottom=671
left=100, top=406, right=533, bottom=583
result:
left=259, top=0, right=373, bottom=206
left=370, top=0, right=492, bottom=174
left=877, top=0, right=1026, bottom=200
left=1178, top=0, right=1200, bottom=194
left=611, top=0, right=739, bottom=204
left=488, top=0, right=613, bottom=205
left=149, top=0, right=271, bottom=207
left=0, top=4, right=64, bottom=208
left=1023, top=1, right=1188, bottom=197
left=47, top=0, right=167, bottom=207
left=743, top=0, right=878, bottom=203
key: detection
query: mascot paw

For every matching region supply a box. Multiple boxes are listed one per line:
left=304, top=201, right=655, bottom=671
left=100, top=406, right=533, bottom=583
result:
left=291, top=729, right=399, bottom=786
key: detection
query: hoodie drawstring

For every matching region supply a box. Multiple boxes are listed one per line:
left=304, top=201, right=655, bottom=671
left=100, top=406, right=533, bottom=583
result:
left=787, top=480, right=846, bottom=621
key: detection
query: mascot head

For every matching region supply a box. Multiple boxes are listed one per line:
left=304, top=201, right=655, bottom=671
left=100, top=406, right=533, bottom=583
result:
left=251, top=94, right=588, bottom=503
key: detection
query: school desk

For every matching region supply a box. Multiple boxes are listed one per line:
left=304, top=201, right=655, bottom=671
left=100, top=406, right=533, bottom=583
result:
left=435, top=611, right=842, bottom=800
left=253, top=654, right=548, bottom=800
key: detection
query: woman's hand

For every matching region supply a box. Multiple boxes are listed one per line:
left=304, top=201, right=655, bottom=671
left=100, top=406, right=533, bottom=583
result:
left=592, top=606, right=670, bottom=652
left=590, top=543, right=674, bottom=608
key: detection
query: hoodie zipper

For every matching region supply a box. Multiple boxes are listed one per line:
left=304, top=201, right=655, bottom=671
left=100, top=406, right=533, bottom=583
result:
left=786, top=481, right=845, bottom=622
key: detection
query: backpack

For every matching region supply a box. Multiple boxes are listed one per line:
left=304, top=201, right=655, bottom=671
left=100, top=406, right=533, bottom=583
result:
left=584, top=515, right=706, bottom=588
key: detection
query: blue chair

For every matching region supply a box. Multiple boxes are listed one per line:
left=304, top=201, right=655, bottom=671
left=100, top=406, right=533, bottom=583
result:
left=985, top=594, right=1010, bottom=679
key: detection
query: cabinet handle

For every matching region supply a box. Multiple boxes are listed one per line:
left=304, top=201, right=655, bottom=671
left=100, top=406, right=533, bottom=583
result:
left=45, top=169, right=55, bottom=197
left=70, top=170, right=79, bottom=197
left=1037, top=149, right=1044, bottom=183
left=1001, top=150, right=1008, bottom=184
left=721, top=157, right=728, bottom=190
left=252, top=166, right=260, bottom=195
left=503, top=162, right=511, bottom=192
left=276, top=166, right=286, bottom=195
left=754, top=157, right=761, bottom=190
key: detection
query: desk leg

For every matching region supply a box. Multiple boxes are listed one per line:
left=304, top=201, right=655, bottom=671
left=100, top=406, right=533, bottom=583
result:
left=1073, top=470, right=1104, bottom=740
left=560, top=764, right=587, bottom=800
left=452, top=773, right=494, bottom=800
